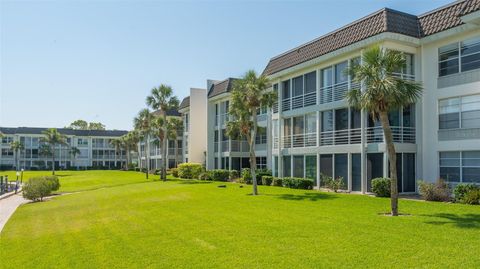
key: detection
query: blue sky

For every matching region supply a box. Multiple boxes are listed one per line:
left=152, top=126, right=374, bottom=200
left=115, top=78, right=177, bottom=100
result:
left=0, top=0, right=452, bottom=130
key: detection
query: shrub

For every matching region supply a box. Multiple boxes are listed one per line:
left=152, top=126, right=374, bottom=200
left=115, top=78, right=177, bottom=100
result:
left=208, top=170, right=230, bottom=182
left=170, top=168, right=179, bottom=178
left=198, top=172, right=211, bottom=180
left=255, top=169, right=272, bottom=185
left=462, top=189, right=480, bottom=205
left=371, top=178, right=391, bottom=197
left=283, top=177, right=314, bottom=189
left=453, top=184, right=479, bottom=203
left=229, top=170, right=239, bottom=181
left=177, top=163, right=203, bottom=179
left=418, top=179, right=451, bottom=202
left=241, top=168, right=252, bottom=184
left=44, top=176, right=60, bottom=191
left=262, top=176, right=274, bottom=186
left=22, top=177, right=53, bottom=202
left=154, top=169, right=161, bottom=175
left=272, top=177, right=283, bottom=187
left=321, top=174, right=344, bottom=192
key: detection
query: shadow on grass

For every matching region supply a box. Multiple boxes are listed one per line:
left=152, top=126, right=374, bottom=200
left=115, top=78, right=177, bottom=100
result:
left=54, top=174, right=74, bottom=177
left=268, top=192, right=337, bottom=201
left=422, top=213, right=480, bottom=229
left=178, top=180, right=212, bottom=185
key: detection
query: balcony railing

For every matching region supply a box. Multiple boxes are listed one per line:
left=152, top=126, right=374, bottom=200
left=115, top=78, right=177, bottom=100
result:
left=320, top=128, right=361, bottom=146
left=221, top=141, right=229, bottom=152
left=392, top=72, right=415, bottom=81
left=272, top=102, right=278, bottom=114
left=168, top=148, right=183, bottom=155
left=231, top=140, right=249, bottom=152
left=366, top=126, right=416, bottom=144
left=320, top=81, right=348, bottom=104
left=282, top=133, right=317, bottom=148
left=214, top=142, right=219, bottom=152
left=281, top=92, right=317, bottom=112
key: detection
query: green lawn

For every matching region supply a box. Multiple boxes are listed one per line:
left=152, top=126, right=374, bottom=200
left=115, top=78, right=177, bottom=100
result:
left=1, top=171, right=479, bottom=268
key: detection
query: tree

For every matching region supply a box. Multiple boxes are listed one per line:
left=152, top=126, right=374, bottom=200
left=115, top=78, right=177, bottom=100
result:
left=39, top=144, right=52, bottom=169
left=122, top=130, right=140, bottom=170
left=168, top=117, right=183, bottom=168
left=146, top=84, right=179, bottom=181
left=10, top=141, right=24, bottom=171
left=67, top=120, right=88, bottom=130
left=41, top=128, right=68, bottom=175
left=134, top=109, right=154, bottom=179
left=226, top=70, right=277, bottom=195
left=346, top=46, right=422, bottom=216
left=110, top=138, right=124, bottom=169
left=69, top=146, right=81, bottom=169
left=88, top=122, right=106, bottom=130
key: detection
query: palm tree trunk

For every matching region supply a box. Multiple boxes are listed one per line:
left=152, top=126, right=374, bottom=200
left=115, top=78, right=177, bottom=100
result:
left=379, top=111, right=398, bottom=216
left=175, top=139, right=178, bottom=168
left=51, top=145, right=56, bottom=175
left=161, top=114, right=168, bottom=181
left=144, top=137, right=149, bottom=179
left=249, top=115, right=258, bottom=195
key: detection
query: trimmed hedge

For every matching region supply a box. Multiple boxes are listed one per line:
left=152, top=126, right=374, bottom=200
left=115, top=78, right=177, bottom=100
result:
left=178, top=163, right=203, bottom=179
left=453, top=184, right=479, bottom=203
left=283, top=177, right=314, bottom=189
left=272, top=177, right=283, bottom=187
left=229, top=170, right=239, bottom=181
left=463, top=189, right=480, bottom=205
left=170, top=168, right=179, bottom=178
left=208, top=170, right=230, bottom=182
left=371, top=178, right=391, bottom=197
left=198, top=172, right=210, bottom=180
left=261, top=176, right=274, bottom=186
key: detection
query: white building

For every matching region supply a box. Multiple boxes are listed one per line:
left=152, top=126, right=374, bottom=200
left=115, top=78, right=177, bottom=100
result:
left=0, top=127, right=128, bottom=170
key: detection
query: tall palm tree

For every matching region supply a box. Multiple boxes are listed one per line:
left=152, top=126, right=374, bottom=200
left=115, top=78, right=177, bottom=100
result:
left=121, top=131, right=140, bottom=170
left=168, top=117, right=183, bottom=167
left=347, top=46, right=422, bottom=216
left=10, top=141, right=24, bottom=171
left=226, top=70, right=277, bottom=195
left=110, top=138, right=123, bottom=169
left=41, top=128, right=67, bottom=175
left=69, top=146, right=81, bottom=169
left=146, top=84, right=179, bottom=181
left=39, top=144, right=52, bottom=169
left=134, top=109, right=154, bottom=179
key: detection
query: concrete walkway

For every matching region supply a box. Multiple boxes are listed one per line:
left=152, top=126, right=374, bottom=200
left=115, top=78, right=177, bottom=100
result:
left=0, top=194, right=28, bottom=233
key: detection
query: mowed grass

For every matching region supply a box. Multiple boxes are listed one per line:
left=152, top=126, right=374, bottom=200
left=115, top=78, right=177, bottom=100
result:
left=1, top=171, right=480, bottom=268
left=0, top=170, right=154, bottom=193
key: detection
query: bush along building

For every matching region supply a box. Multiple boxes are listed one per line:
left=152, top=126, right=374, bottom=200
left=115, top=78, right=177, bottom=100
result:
left=0, top=127, right=128, bottom=170
left=175, top=0, right=480, bottom=193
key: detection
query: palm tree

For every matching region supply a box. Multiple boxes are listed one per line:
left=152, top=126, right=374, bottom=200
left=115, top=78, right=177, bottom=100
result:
left=134, top=109, right=154, bottom=179
left=39, top=144, right=52, bottom=169
left=124, top=130, right=140, bottom=170
left=110, top=139, right=124, bottom=169
left=69, top=146, right=81, bottom=169
left=226, top=70, right=277, bottom=195
left=10, top=141, right=24, bottom=171
left=146, top=84, right=179, bottom=181
left=168, top=117, right=183, bottom=167
left=41, top=128, right=67, bottom=175
left=347, top=46, right=422, bottom=216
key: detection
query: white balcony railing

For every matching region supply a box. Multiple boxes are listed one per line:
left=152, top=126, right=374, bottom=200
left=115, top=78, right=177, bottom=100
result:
left=221, top=141, right=229, bottom=152
left=281, top=92, right=317, bottom=112
left=366, top=126, right=416, bottom=144
left=282, top=133, right=317, bottom=148
left=320, top=128, right=362, bottom=146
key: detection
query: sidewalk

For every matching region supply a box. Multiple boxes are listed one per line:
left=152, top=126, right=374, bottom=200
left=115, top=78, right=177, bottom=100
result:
left=0, top=194, right=28, bottom=233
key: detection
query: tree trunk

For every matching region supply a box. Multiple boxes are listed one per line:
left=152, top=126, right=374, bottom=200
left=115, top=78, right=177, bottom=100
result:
left=379, top=111, right=398, bottom=216
left=15, top=150, right=18, bottom=172
left=249, top=115, right=258, bottom=195
left=52, top=145, right=55, bottom=175
left=175, top=139, right=179, bottom=168
left=144, top=137, right=149, bottom=179
left=161, top=114, right=168, bottom=181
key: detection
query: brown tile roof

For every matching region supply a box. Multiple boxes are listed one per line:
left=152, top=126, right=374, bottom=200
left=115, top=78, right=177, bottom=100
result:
left=263, top=0, right=480, bottom=76
left=207, top=78, right=238, bottom=98
left=179, top=96, right=190, bottom=110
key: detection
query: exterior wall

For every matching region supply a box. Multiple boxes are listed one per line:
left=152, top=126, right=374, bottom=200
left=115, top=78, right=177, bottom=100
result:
left=188, top=88, right=207, bottom=165
left=420, top=27, right=480, bottom=183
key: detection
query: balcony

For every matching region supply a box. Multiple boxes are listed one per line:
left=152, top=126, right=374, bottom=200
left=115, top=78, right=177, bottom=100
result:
left=273, top=137, right=279, bottom=150
left=281, top=92, right=317, bottom=112
left=320, top=129, right=361, bottom=146
left=168, top=148, right=183, bottom=155
left=221, top=141, right=230, bottom=152
left=231, top=140, right=249, bottom=152
left=366, top=126, right=415, bottom=144
left=216, top=114, right=230, bottom=126
left=272, top=102, right=278, bottom=114
left=282, top=133, right=317, bottom=148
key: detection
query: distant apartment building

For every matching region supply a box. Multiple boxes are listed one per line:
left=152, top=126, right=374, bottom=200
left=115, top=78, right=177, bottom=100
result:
left=0, top=127, right=128, bottom=170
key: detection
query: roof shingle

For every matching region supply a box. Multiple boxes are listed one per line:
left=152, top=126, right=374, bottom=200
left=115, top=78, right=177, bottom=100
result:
left=207, top=78, right=238, bottom=98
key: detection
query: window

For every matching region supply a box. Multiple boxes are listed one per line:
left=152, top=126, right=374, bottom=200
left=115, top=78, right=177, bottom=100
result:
left=305, top=71, right=316, bottom=94
left=282, top=80, right=290, bottom=100
left=438, top=36, right=480, bottom=76
left=1, top=136, right=13, bottom=144
left=255, top=127, right=267, bottom=145
left=283, top=155, right=291, bottom=177
left=439, top=94, right=480, bottom=129
left=1, top=148, right=14, bottom=156
left=293, top=156, right=304, bottom=178
left=305, top=155, right=317, bottom=186
left=256, top=157, right=267, bottom=169
left=292, top=76, right=303, bottom=97
left=335, top=61, right=348, bottom=84
left=440, top=151, right=480, bottom=183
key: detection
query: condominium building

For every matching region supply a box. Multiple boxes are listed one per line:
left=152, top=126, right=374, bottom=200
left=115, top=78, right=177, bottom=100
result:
left=0, top=127, right=128, bottom=170
left=261, top=0, right=480, bottom=192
